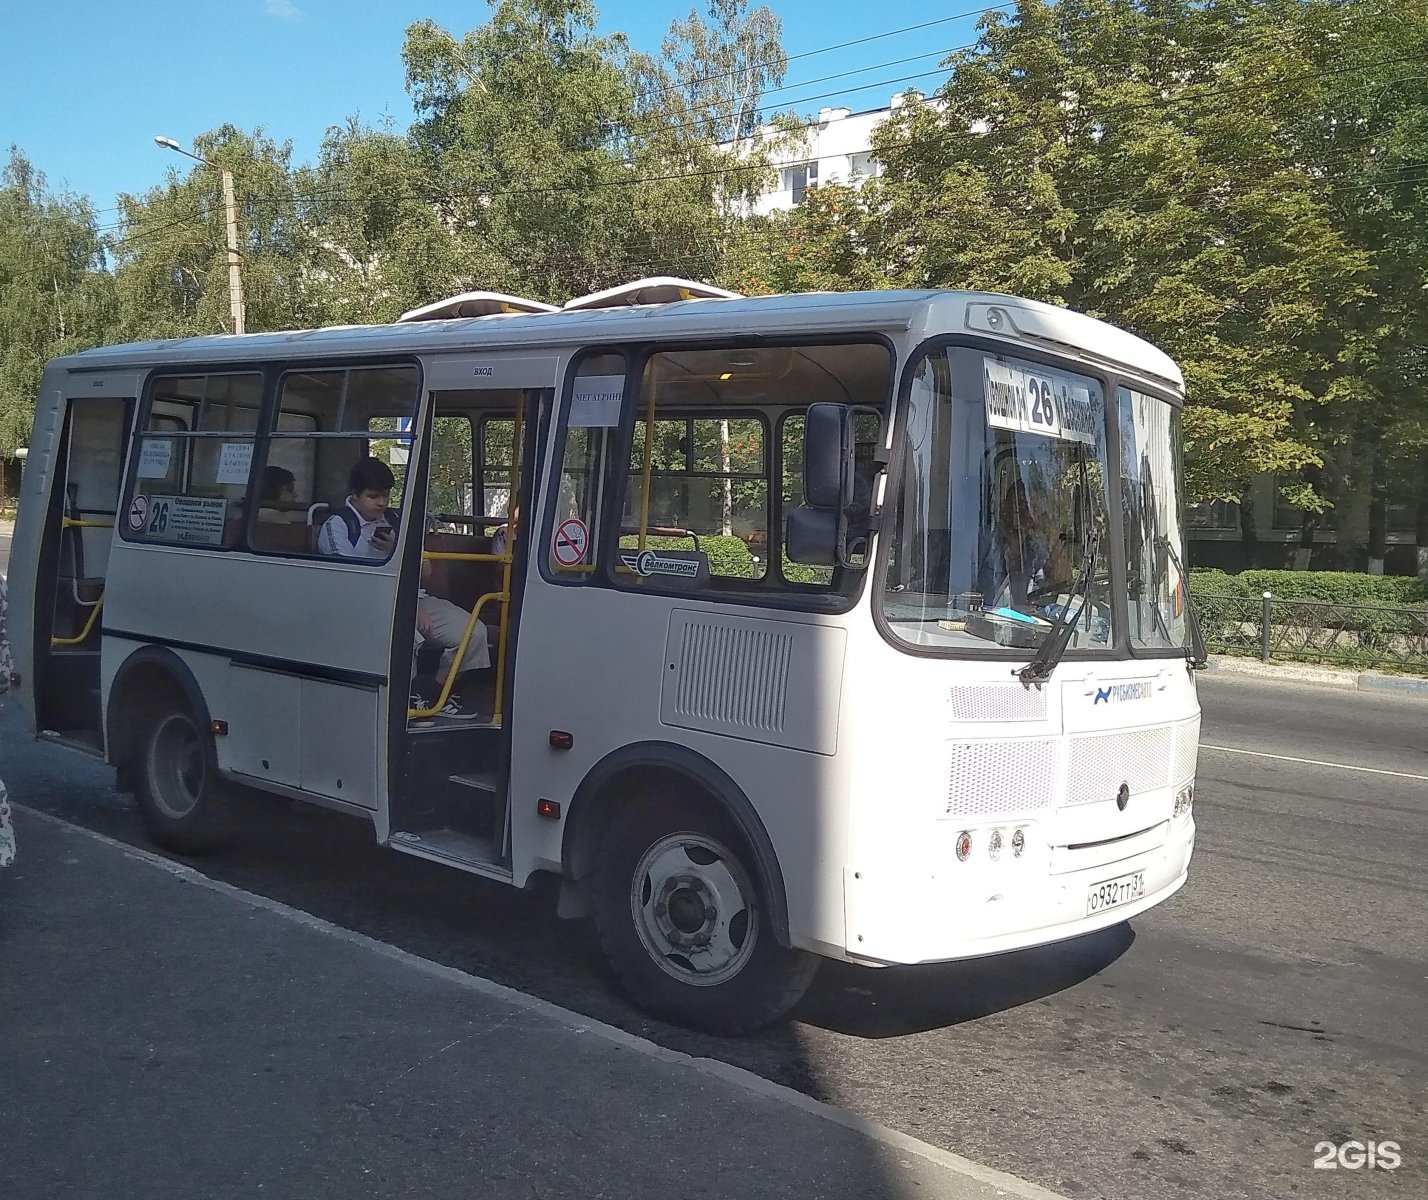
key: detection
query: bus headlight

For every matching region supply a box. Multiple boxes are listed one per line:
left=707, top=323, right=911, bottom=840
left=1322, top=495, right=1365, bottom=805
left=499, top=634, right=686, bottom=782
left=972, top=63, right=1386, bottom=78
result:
left=955, top=831, right=973, bottom=861
left=1011, top=828, right=1026, bottom=858
left=1174, top=783, right=1194, bottom=818
left=988, top=829, right=1004, bottom=861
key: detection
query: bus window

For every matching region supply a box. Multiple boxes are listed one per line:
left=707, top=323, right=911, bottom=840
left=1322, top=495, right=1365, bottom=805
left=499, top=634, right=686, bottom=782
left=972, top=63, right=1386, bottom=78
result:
left=547, top=354, right=626, bottom=579
left=250, top=364, right=419, bottom=555
left=124, top=372, right=262, bottom=549
left=623, top=416, right=768, bottom=581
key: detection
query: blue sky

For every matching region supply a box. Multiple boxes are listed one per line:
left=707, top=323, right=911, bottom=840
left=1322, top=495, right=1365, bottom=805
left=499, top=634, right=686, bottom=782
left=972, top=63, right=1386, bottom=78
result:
left=2, top=1, right=990, bottom=221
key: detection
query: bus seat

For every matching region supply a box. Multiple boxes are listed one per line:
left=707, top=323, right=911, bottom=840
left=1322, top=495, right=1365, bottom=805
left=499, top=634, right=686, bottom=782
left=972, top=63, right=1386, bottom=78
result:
left=424, top=532, right=500, bottom=615
left=252, top=521, right=315, bottom=554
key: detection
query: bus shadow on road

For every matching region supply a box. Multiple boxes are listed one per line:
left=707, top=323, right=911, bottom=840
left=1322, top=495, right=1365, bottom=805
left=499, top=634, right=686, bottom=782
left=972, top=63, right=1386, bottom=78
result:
left=792, top=924, right=1136, bottom=1038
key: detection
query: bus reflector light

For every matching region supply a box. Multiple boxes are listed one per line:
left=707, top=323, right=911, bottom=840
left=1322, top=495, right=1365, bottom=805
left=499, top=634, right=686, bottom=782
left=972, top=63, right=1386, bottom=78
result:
left=1174, top=783, right=1194, bottom=818
left=536, top=798, right=561, bottom=820
left=1011, top=828, right=1026, bottom=858
left=988, top=829, right=1004, bottom=861
left=955, top=831, right=972, bottom=861
left=549, top=730, right=574, bottom=750
left=211, top=720, right=228, bottom=736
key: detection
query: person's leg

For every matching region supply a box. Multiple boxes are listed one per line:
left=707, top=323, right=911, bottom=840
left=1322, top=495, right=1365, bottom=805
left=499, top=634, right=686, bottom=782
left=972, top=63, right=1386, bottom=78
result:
left=417, top=595, right=490, bottom=672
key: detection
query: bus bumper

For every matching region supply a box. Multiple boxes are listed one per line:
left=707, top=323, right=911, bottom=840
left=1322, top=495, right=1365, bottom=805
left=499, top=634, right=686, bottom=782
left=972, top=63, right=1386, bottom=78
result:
left=838, top=816, right=1196, bottom=966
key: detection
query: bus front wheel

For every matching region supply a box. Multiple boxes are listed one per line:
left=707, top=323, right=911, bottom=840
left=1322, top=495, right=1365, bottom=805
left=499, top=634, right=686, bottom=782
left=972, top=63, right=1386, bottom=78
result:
left=134, top=703, right=233, bottom=854
left=592, top=797, right=818, bottom=1034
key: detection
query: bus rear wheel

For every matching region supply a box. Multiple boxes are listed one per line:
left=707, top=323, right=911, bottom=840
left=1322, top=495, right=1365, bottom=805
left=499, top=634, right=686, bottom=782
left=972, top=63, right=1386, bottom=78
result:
left=134, top=703, right=233, bottom=854
left=592, top=798, right=818, bottom=1035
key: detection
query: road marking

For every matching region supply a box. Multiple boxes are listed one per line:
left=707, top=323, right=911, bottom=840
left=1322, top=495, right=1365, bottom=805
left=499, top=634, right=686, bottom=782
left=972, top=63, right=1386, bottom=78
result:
left=1202, top=744, right=1428, bottom=782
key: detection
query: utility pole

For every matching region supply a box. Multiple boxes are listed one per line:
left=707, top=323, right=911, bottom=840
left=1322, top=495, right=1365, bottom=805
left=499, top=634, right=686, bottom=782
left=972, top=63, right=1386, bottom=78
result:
left=154, top=136, right=247, bottom=334
left=218, top=167, right=246, bottom=334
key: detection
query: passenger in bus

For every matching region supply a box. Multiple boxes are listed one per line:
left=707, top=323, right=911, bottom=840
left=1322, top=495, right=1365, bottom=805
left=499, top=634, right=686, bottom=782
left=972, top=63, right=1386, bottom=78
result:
left=319, top=457, right=491, bottom=716
left=257, top=466, right=303, bottom=524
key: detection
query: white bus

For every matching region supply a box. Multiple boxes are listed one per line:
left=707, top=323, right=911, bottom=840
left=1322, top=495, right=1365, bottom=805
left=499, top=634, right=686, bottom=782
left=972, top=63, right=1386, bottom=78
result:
left=9, top=280, right=1201, bottom=1033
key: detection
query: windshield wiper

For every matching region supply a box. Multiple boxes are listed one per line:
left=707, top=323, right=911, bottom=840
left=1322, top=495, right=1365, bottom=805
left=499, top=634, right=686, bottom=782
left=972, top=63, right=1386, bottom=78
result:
left=1019, top=531, right=1099, bottom=686
left=1156, top=535, right=1208, bottom=668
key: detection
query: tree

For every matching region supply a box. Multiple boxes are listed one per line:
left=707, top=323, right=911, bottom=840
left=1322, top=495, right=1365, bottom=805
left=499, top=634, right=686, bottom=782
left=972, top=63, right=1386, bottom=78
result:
left=0, top=149, right=115, bottom=454
left=110, top=126, right=315, bottom=340
left=295, top=118, right=464, bottom=325
left=864, top=0, right=1369, bottom=512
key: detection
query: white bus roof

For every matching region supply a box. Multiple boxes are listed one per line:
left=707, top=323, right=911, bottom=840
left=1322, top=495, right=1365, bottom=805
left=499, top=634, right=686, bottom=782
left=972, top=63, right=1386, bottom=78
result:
left=52, top=289, right=1184, bottom=392
left=397, top=291, right=559, bottom=321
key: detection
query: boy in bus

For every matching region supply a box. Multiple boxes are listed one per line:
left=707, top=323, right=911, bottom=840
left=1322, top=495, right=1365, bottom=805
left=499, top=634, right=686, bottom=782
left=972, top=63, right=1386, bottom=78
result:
left=318, top=456, right=491, bottom=716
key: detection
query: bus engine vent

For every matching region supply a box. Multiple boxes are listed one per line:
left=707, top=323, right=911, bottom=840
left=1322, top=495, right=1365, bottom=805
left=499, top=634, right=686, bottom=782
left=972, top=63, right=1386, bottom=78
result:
left=945, top=740, right=1057, bottom=817
left=1066, top=728, right=1174, bottom=806
left=661, top=610, right=846, bottom=755
left=947, top=684, right=1048, bottom=722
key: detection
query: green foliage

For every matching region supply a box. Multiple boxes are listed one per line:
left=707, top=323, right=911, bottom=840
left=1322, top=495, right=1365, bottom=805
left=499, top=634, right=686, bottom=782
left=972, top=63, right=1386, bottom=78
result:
left=1190, top=568, right=1428, bottom=605
left=0, top=151, right=115, bottom=453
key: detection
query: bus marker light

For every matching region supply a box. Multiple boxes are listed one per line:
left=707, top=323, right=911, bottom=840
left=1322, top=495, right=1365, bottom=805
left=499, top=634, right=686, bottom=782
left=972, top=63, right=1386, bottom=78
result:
left=211, top=720, right=228, bottom=736
left=536, top=798, right=561, bottom=820
left=955, top=831, right=972, bottom=861
left=1011, top=828, right=1026, bottom=858
left=549, top=730, right=574, bottom=750
left=988, top=829, right=1004, bottom=861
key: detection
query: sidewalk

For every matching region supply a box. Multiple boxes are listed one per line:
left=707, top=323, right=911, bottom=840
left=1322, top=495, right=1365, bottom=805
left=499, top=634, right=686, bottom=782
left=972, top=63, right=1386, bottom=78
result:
left=1203, top=653, right=1428, bottom=696
left=0, top=808, right=1061, bottom=1200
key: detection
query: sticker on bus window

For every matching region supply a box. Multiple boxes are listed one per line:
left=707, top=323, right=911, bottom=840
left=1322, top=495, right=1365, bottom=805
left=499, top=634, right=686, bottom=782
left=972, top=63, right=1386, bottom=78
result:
left=570, top=374, right=623, bottom=428
left=983, top=358, right=1097, bottom=445
left=136, top=437, right=173, bottom=479
left=145, top=495, right=227, bottom=545
left=215, top=441, right=253, bottom=485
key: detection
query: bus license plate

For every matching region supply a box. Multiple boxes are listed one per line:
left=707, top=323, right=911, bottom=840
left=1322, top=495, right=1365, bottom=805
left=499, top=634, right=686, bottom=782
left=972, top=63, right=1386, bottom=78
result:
left=1086, top=870, right=1145, bottom=916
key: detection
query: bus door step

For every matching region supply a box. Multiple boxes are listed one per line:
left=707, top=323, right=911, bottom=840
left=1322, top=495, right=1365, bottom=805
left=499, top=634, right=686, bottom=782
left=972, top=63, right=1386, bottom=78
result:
left=388, top=828, right=510, bottom=879
left=449, top=770, right=499, bottom=800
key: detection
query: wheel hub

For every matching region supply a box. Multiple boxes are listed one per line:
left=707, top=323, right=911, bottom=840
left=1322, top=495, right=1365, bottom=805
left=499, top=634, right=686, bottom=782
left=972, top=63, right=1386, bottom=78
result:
left=655, top=875, right=716, bottom=947
left=630, top=831, right=759, bottom=986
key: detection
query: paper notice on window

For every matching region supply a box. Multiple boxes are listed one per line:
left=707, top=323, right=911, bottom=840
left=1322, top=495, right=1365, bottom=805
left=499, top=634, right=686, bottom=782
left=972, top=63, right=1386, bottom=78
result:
left=145, top=495, right=228, bottom=545
left=136, top=437, right=174, bottom=479
left=570, top=374, right=624, bottom=428
left=984, top=358, right=1098, bottom=446
left=215, top=441, right=253, bottom=485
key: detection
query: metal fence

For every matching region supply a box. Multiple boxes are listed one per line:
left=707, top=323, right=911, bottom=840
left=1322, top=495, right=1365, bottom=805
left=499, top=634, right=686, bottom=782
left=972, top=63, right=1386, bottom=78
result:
left=1191, top=592, right=1428, bottom=674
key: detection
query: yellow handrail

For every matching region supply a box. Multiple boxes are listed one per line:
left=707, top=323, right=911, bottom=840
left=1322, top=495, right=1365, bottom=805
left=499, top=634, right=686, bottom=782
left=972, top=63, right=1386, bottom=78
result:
left=62, top=518, right=115, bottom=529
left=52, top=594, right=104, bottom=646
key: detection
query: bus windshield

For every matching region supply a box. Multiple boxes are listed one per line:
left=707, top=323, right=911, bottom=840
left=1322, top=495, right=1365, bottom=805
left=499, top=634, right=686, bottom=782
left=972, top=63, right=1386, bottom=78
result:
left=879, top=345, right=1115, bottom=655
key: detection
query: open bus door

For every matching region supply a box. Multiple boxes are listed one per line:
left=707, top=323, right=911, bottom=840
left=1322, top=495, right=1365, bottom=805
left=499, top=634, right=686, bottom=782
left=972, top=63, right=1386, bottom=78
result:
left=29, top=385, right=133, bottom=752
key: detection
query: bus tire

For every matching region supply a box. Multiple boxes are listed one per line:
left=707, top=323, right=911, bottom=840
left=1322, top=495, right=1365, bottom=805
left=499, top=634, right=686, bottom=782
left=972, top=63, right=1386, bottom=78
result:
left=591, top=796, right=818, bottom=1034
left=133, top=702, right=234, bottom=854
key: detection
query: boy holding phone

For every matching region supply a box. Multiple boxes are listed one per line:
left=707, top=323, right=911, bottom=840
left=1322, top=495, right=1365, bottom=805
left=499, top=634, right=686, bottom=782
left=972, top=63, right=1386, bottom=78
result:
left=318, top=457, right=490, bottom=716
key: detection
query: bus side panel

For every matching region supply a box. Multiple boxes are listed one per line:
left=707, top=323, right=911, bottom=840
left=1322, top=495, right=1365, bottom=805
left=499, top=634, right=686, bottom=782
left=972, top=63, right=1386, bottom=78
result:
left=101, top=543, right=399, bottom=813
left=507, top=578, right=857, bottom=958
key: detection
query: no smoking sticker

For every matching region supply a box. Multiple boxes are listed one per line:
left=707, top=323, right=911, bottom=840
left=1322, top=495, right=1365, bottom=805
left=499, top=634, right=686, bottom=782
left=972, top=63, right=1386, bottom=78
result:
left=127, top=494, right=149, bottom=530
left=552, top=517, right=589, bottom=566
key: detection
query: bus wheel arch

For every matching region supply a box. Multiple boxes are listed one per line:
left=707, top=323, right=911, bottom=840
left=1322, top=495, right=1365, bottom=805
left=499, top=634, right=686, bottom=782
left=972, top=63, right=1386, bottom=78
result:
left=108, top=647, right=232, bottom=853
left=564, top=743, right=817, bottom=1034
left=563, top=742, right=792, bottom=946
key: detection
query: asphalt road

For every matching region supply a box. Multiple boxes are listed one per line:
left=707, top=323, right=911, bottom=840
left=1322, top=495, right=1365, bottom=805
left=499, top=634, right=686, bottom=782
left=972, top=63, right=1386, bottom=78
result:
left=1, top=672, right=1424, bottom=1200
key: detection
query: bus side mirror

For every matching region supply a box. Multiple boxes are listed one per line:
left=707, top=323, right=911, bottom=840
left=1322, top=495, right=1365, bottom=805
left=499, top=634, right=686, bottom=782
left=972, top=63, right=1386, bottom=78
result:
left=803, top=403, right=850, bottom=508
left=786, top=507, right=839, bottom=566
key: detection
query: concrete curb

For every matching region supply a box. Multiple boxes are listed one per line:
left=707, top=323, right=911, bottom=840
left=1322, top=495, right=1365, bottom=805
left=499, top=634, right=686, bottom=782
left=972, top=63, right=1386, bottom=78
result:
left=1204, top=654, right=1428, bottom=696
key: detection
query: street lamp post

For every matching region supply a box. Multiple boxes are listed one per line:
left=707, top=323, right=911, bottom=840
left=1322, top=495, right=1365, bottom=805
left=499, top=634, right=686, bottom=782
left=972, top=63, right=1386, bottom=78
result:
left=154, top=136, right=246, bottom=335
